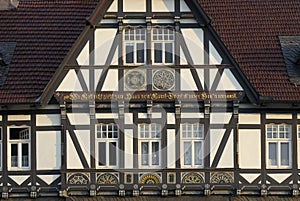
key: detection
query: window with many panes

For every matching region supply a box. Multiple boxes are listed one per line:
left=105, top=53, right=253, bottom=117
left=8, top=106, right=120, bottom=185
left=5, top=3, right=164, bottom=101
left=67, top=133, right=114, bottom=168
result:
left=139, top=123, right=161, bottom=168
left=124, top=28, right=146, bottom=65
left=152, top=28, right=174, bottom=64
left=96, top=124, right=119, bottom=168
left=181, top=123, right=204, bottom=168
left=8, top=126, right=30, bottom=170
left=266, top=124, right=291, bottom=168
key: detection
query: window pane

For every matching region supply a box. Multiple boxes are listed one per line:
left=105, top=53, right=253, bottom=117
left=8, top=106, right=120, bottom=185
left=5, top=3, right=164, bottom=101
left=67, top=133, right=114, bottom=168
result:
left=10, top=128, right=29, bottom=140
left=126, top=44, right=134, bottom=63
left=165, top=43, right=173, bottom=63
left=281, top=142, right=289, bottom=166
left=109, top=142, right=117, bottom=166
left=145, top=125, right=149, bottom=138
left=11, top=144, right=18, bottom=167
left=272, top=126, right=278, bottom=138
left=194, top=141, right=202, bottom=165
left=154, top=43, right=162, bottom=63
left=98, top=142, right=106, bottom=166
left=22, top=143, right=29, bottom=167
left=141, top=142, right=149, bottom=165
left=137, top=43, right=144, bottom=63
left=152, top=142, right=159, bottom=165
left=184, top=142, right=192, bottom=165
left=268, top=142, right=277, bottom=166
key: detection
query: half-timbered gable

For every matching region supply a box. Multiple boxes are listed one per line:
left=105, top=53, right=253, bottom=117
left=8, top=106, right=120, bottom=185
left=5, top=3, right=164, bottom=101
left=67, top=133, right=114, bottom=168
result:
left=46, top=0, right=260, bottom=197
left=0, top=0, right=300, bottom=199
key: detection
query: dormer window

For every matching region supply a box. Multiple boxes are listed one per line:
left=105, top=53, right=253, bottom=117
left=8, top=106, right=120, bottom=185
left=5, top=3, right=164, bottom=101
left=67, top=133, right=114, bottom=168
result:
left=0, top=53, right=6, bottom=66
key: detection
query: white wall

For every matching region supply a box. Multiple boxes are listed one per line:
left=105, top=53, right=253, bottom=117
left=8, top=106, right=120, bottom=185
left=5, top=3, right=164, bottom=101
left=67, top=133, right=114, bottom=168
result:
left=57, top=70, right=83, bottom=92
left=152, top=0, right=174, bottom=12
left=123, top=0, right=146, bottom=12
left=180, top=69, right=198, bottom=91
left=181, top=29, right=204, bottom=65
left=76, top=41, right=89, bottom=65
left=36, top=131, right=61, bottom=170
left=239, top=114, right=260, bottom=124
left=167, top=129, right=176, bottom=168
left=94, top=29, right=117, bottom=65
left=67, top=131, right=83, bottom=169
left=36, top=114, right=61, bottom=126
left=102, top=69, right=119, bottom=91
left=239, top=129, right=261, bottom=169
left=124, top=129, right=133, bottom=169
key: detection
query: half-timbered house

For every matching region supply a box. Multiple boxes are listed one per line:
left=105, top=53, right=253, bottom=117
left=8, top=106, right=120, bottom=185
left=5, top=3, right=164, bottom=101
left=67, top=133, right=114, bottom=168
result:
left=0, top=0, right=300, bottom=199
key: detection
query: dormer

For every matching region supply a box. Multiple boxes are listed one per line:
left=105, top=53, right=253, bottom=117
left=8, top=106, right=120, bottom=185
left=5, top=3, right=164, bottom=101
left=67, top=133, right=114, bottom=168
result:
left=0, top=42, right=16, bottom=86
left=279, top=36, right=300, bottom=86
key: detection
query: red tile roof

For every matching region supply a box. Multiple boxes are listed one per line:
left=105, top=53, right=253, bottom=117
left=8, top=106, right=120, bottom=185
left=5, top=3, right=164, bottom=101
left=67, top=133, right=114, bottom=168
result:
left=199, top=0, right=300, bottom=101
left=0, top=0, right=98, bottom=104
left=1, top=0, right=300, bottom=103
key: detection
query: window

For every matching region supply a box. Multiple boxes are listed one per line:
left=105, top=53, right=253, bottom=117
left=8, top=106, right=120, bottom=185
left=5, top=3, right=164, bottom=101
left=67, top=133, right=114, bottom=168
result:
left=96, top=124, right=119, bottom=168
left=8, top=126, right=30, bottom=170
left=181, top=123, right=204, bottom=168
left=266, top=124, right=292, bottom=168
left=124, top=28, right=146, bottom=65
left=139, top=123, right=161, bottom=168
left=152, top=28, right=174, bottom=64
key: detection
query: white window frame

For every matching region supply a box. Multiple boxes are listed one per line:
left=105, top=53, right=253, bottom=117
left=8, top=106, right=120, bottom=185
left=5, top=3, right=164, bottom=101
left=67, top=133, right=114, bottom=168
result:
left=8, top=125, right=31, bottom=170
left=181, top=123, right=204, bottom=168
left=152, top=28, right=175, bottom=65
left=138, top=123, right=161, bottom=169
left=95, top=123, right=119, bottom=169
left=266, top=124, right=292, bottom=169
left=123, top=28, right=146, bottom=65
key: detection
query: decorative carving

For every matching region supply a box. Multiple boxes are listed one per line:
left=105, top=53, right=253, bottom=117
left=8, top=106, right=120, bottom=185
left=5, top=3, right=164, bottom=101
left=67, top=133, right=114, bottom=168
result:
left=67, top=173, right=89, bottom=185
left=152, top=69, right=175, bottom=91
left=125, top=70, right=146, bottom=91
left=139, top=173, right=161, bottom=184
left=182, top=172, right=205, bottom=184
left=97, top=173, right=119, bottom=185
left=210, top=172, right=234, bottom=184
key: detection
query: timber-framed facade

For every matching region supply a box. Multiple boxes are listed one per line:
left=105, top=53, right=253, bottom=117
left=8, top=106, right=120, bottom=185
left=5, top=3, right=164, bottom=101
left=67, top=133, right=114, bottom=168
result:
left=0, top=0, right=300, bottom=199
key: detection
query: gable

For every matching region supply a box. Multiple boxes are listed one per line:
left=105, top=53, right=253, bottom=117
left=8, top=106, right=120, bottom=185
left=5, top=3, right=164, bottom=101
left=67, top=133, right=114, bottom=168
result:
left=43, top=0, right=258, bottom=104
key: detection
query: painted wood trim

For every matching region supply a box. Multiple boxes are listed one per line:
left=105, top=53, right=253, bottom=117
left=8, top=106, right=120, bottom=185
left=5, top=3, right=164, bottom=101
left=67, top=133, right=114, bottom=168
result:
left=2, top=114, right=8, bottom=188
left=260, top=113, right=266, bottom=185
left=292, top=112, right=299, bottom=184
left=211, top=115, right=236, bottom=168
left=76, top=69, right=89, bottom=92
left=60, top=106, right=67, bottom=191
left=87, top=0, right=114, bottom=26
left=178, top=30, right=203, bottom=91
left=65, top=118, right=89, bottom=169
left=90, top=103, right=96, bottom=186
left=96, top=30, right=120, bottom=92
left=210, top=68, right=225, bottom=92
left=30, top=113, right=37, bottom=188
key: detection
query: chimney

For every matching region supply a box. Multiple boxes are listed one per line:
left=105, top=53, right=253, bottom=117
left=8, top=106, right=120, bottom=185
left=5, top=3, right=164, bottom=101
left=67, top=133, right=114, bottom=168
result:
left=0, top=0, right=19, bottom=11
